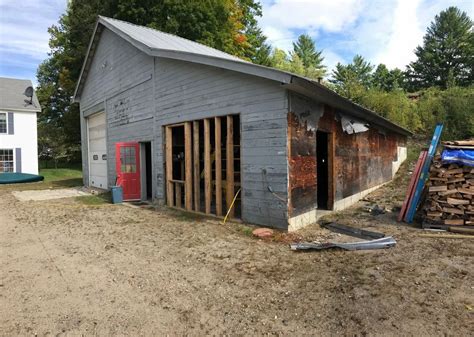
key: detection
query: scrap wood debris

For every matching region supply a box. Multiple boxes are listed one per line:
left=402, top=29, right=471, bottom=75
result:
left=290, top=237, right=396, bottom=251
left=423, top=139, right=474, bottom=229
left=322, top=222, right=385, bottom=240
left=290, top=222, right=395, bottom=251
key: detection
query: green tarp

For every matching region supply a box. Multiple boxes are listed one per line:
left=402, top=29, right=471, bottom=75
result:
left=0, top=173, right=44, bottom=184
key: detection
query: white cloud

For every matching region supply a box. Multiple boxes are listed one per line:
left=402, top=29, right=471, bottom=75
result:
left=259, top=0, right=364, bottom=52
left=0, top=0, right=66, bottom=65
left=260, top=0, right=474, bottom=72
left=373, top=0, right=424, bottom=69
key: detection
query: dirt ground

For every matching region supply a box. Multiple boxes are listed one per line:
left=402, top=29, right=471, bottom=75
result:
left=1, top=166, right=473, bottom=336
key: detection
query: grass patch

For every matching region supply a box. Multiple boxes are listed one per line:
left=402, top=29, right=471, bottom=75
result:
left=236, top=224, right=254, bottom=236
left=0, top=166, right=83, bottom=192
left=75, top=192, right=111, bottom=205
left=40, top=167, right=82, bottom=182
left=168, top=208, right=207, bottom=222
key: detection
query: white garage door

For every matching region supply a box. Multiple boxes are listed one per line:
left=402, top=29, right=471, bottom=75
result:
left=87, top=112, right=108, bottom=189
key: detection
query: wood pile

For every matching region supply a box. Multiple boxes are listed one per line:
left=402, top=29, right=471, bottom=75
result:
left=424, top=154, right=474, bottom=226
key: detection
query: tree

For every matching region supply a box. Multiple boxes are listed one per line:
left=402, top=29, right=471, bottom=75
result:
left=372, top=64, right=405, bottom=91
left=406, top=6, right=474, bottom=90
left=239, top=0, right=273, bottom=66
left=330, top=55, right=374, bottom=100
left=292, top=34, right=326, bottom=77
left=37, top=0, right=269, bottom=164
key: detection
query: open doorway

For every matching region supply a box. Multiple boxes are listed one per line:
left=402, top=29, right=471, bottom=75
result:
left=140, top=141, right=153, bottom=200
left=316, top=131, right=329, bottom=209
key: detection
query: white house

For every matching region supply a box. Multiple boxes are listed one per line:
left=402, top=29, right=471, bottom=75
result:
left=0, top=77, right=40, bottom=175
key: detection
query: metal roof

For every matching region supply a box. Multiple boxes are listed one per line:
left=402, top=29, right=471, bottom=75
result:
left=0, top=77, right=40, bottom=112
left=74, top=16, right=412, bottom=137
left=100, top=16, right=246, bottom=63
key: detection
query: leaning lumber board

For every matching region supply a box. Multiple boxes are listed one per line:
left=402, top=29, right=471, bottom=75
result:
left=398, top=151, right=427, bottom=222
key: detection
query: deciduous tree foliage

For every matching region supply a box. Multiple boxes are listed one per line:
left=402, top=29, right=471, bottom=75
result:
left=37, top=0, right=268, bottom=164
left=406, top=6, right=474, bottom=90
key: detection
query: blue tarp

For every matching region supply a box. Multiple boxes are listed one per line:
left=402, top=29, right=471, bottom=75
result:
left=441, top=149, right=474, bottom=167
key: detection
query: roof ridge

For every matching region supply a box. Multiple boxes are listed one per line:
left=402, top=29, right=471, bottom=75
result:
left=99, top=16, right=245, bottom=61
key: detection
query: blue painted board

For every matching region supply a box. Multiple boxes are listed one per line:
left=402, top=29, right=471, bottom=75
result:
left=405, top=123, right=444, bottom=223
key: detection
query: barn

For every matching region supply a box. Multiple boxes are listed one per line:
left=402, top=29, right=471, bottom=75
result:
left=74, top=16, right=411, bottom=231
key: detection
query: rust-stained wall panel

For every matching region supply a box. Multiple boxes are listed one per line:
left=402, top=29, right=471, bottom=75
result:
left=288, top=94, right=323, bottom=216
left=319, top=104, right=401, bottom=201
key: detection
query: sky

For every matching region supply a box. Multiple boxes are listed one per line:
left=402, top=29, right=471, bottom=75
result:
left=0, top=0, right=472, bottom=85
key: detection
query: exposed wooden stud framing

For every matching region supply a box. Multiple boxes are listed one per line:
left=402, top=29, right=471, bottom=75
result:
left=165, top=126, right=174, bottom=207
left=215, top=117, right=222, bottom=216
left=185, top=121, right=193, bottom=211
left=226, top=115, right=234, bottom=218
left=193, top=121, right=200, bottom=212
left=204, top=118, right=212, bottom=214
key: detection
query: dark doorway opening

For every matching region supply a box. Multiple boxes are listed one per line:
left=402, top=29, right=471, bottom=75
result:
left=140, top=141, right=153, bottom=200
left=317, top=131, right=329, bottom=209
left=144, top=142, right=152, bottom=199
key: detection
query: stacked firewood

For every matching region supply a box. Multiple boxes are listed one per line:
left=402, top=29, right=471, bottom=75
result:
left=424, top=155, right=474, bottom=226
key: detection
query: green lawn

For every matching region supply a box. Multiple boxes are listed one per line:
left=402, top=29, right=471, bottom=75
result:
left=0, top=166, right=83, bottom=192
left=40, top=167, right=82, bottom=182
left=38, top=166, right=83, bottom=189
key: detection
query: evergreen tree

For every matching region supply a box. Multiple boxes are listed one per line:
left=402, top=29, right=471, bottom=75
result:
left=372, top=64, right=405, bottom=91
left=239, top=0, right=273, bottom=66
left=330, top=55, right=374, bottom=100
left=292, top=34, right=326, bottom=77
left=406, top=6, right=474, bottom=90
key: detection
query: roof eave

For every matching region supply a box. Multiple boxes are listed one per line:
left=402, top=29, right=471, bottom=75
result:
left=0, top=107, right=41, bottom=113
left=286, top=77, right=413, bottom=137
left=73, top=19, right=101, bottom=102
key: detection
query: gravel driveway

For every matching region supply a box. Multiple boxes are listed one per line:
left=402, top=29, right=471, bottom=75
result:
left=0, top=182, right=472, bottom=336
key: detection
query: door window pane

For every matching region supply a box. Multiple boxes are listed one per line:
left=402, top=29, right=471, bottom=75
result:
left=119, top=146, right=136, bottom=173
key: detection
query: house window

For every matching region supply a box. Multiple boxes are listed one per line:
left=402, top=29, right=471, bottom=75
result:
left=0, top=149, right=14, bottom=172
left=0, top=113, right=6, bottom=133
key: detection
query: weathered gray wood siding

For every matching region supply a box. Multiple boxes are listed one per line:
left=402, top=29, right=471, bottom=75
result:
left=80, top=28, right=290, bottom=228
left=80, top=28, right=155, bottom=190
left=153, top=58, right=289, bottom=228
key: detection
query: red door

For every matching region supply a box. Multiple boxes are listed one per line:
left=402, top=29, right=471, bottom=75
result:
left=116, top=142, right=141, bottom=201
